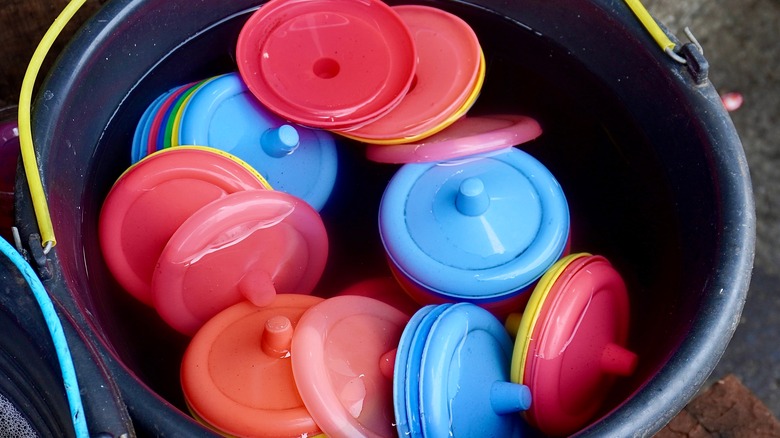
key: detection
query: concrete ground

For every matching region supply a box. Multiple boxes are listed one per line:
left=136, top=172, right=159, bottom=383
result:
left=645, top=0, right=780, bottom=418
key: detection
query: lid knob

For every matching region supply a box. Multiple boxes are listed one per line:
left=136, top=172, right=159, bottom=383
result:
left=490, top=381, right=532, bottom=415
left=262, top=315, right=294, bottom=358
left=379, top=349, right=397, bottom=379
left=600, top=342, right=638, bottom=376
left=455, top=177, right=490, bottom=216
left=261, top=125, right=300, bottom=158
left=238, top=269, right=277, bottom=308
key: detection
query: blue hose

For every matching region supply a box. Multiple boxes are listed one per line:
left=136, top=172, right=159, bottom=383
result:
left=0, top=237, right=88, bottom=437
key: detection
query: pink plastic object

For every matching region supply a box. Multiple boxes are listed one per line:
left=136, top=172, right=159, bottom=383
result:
left=181, top=294, right=324, bottom=438
left=98, top=147, right=270, bottom=306
left=336, top=277, right=421, bottom=316
left=236, top=0, right=416, bottom=129
left=339, top=5, right=481, bottom=141
left=365, top=114, right=542, bottom=164
left=151, top=189, right=328, bottom=336
left=291, top=295, right=409, bottom=437
left=514, top=254, right=638, bottom=437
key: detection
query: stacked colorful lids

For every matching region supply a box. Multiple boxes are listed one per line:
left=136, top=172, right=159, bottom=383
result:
left=379, top=147, right=569, bottom=314
left=182, top=294, right=409, bottom=437
left=131, top=73, right=338, bottom=211
left=507, top=253, right=638, bottom=437
left=394, top=303, right=531, bottom=437
left=99, top=147, right=328, bottom=336
left=236, top=1, right=485, bottom=145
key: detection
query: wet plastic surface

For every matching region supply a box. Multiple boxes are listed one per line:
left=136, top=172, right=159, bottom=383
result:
left=14, top=0, right=755, bottom=436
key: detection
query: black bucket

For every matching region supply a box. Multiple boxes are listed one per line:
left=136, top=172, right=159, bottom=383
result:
left=0, top=238, right=132, bottom=437
left=15, top=0, right=755, bottom=436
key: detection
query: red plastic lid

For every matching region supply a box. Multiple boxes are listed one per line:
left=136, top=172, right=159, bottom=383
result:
left=336, top=277, right=421, bottom=316
left=510, top=253, right=638, bottom=437
left=339, top=5, right=481, bottom=141
left=236, top=0, right=416, bottom=129
left=365, top=114, right=542, bottom=164
left=98, top=147, right=270, bottom=306
left=151, top=189, right=328, bottom=336
left=291, top=295, right=409, bottom=437
left=181, top=294, right=324, bottom=437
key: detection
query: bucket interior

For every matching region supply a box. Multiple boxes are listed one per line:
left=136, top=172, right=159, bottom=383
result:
left=26, top=0, right=747, bottom=435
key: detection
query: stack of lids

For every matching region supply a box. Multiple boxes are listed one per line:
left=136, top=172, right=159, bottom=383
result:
left=394, top=303, right=531, bottom=437
left=235, top=0, right=485, bottom=145
left=131, top=73, right=338, bottom=211
left=99, top=147, right=329, bottom=336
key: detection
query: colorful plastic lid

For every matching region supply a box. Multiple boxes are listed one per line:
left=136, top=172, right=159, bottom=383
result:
left=508, top=253, right=638, bottom=437
left=151, top=189, right=328, bottom=336
left=178, top=72, right=339, bottom=211
left=99, top=147, right=271, bottom=306
left=366, top=114, right=542, bottom=164
left=131, top=90, right=168, bottom=163
left=336, top=277, right=420, bottom=316
left=148, top=83, right=194, bottom=156
left=379, top=147, right=569, bottom=303
left=181, top=294, right=324, bottom=438
left=170, top=77, right=217, bottom=148
left=236, top=0, right=416, bottom=129
left=393, top=304, right=451, bottom=438
left=290, top=295, right=408, bottom=437
left=398, top=303, right=530, bottom=437
left=337, top=5, right=481, bottom=142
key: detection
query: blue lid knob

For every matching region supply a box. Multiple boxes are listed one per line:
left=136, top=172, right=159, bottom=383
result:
left=456, top=177, right=490, bottom=216
left=490, top=381, right=532, bottom=415
left=261, top=125, right=300, bottom=158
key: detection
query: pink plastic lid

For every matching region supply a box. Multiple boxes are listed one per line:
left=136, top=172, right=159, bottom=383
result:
left=336, top=277, right=421, bottom=316
left=98, top=147, right=271, bottom=306
left=510, top=254, right=638, bottom=437
left=338, top=5, right=481, bottom=141
left=236, top=0, right=416, bottom=129
left=291, top=295, right=409, bottom=437
left=151, top=189, right=328, bottom=336
left=181, top=294, right=324, bottom=437
left=365, top=114, right=542, bottom=164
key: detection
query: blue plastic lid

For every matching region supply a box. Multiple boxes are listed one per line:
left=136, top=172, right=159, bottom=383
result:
left=418, top=303, right=530, bottom=436
left=178, top=72, right=338, bottom=211
left=393, top=304, right=453, bottom=438
left=379, top=148, right=569, bottom=301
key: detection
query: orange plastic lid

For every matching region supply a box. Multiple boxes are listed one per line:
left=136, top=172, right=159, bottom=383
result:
left=98, top=146, right=270, bottom=306
left=151, top=189, right=328, bottom=336
left=291, top=295, right=409, bottom=437
left=181, top=294, right=324, bottom=438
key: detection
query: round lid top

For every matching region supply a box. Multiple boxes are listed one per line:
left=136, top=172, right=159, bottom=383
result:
left=509, top=253, right=638, bottom=437
left=98, top=146, right=270, bottom=306
left=339, top=5, right=481, bottom=141
left=418, top=303, right=530, bottom=437
left=181, top=294, right=324, bottom=438
left=379, top=148, right=569, bottom=301
left=365, top=114, right=542, bottom=163
left=236, top=0, right=416, bottom=129
left=151, top=189, right=328, bottom=336
left=291, top=295, right=408, bottom=438
left=178, top=72, right=338, bottom=211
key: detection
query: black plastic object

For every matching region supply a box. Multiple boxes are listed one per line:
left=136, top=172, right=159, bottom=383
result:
left=15, top=0, right=755, bottom=436
left=0, top=239, right=133, bottom=437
